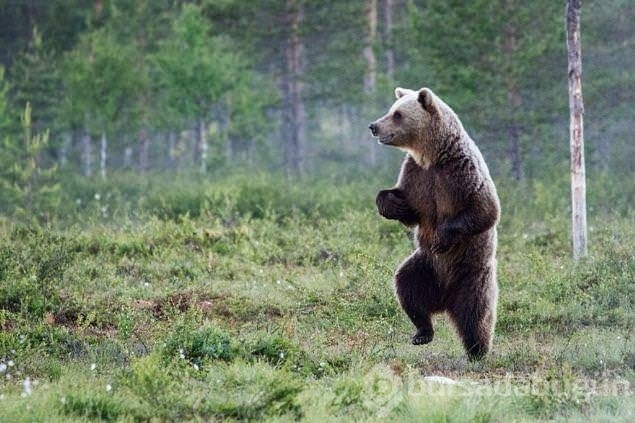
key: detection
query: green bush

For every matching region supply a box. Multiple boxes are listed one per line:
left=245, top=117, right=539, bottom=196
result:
left=163, top=323, right=234, bottom=365
left=61, top=393, right=124, bottom=421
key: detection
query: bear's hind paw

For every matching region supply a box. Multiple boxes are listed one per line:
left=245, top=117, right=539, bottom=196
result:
left=411, top=330, right=434, bottom=345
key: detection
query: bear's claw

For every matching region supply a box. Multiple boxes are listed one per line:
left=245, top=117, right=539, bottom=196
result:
left=412, top=331, right=433, bottom=345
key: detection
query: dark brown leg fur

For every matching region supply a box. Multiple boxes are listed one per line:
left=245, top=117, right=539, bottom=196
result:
left=394, top=250, right=444, bottom=345
left=446, top=267, right=497, bottom=360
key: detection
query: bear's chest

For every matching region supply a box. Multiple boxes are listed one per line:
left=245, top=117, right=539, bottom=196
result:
left=403, top=166, right=461, bottom=248
left=402, top=167, right=456, bottom=219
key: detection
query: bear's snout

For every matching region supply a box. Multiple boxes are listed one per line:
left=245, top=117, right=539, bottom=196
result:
left=369, top=122, right=379, bottom=136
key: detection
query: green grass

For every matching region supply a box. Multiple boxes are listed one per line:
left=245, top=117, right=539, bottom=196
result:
left=0, top=171, right=633, bottom=421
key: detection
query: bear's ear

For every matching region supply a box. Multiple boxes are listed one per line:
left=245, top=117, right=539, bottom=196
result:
left=394, top=87, right=412, bottom=99
left=418, top=88, right=436, bottom=114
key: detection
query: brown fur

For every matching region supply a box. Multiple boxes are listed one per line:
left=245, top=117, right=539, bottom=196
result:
left=370, top=87, right=500, bottom=360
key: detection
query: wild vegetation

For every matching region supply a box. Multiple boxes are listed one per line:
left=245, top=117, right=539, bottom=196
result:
left=0, top=170, right=633, bottom=421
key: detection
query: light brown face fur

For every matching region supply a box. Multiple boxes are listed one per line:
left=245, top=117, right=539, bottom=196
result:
left=370, top=87, right=454, bottom=168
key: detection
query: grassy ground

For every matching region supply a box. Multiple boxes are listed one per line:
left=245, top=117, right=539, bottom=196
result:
left=0, top=172, right=633, bottom=421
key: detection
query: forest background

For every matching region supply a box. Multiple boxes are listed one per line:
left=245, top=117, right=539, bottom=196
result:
left=0, top=1, right=633, bottom=421
left=0, top=0, right=632, bottom=186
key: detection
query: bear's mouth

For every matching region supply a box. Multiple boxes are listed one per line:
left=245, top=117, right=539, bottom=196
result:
left=378, top=134, right=395, bottom=145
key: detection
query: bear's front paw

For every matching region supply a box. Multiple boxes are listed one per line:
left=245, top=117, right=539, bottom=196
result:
left=376, top=189, right=418, bottom=225
left=376, top=190, right=399, bottom=217
left=412, top=328, right=434, bottom=345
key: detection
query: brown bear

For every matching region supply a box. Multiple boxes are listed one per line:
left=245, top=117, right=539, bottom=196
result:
left=369, top=87, right=500, bottom=360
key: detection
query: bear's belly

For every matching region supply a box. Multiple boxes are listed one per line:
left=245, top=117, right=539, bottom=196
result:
left=415, top=217, right=437, bottom=251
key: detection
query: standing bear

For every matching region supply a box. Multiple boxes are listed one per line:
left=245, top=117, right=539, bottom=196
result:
left=369, top=87, right=500, bottom=359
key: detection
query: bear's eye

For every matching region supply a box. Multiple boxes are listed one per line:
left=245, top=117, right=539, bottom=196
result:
left=393, top=111, right=402, bottom=121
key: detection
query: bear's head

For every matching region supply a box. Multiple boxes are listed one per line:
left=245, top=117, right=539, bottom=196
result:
left=369, top=87, right=459, bottom=167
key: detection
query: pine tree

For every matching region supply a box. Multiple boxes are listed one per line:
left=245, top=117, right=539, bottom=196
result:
left=62, top=28, right=146, bottom=179
left=153, top=3, right=248, bottom=173
left=0, top=103, right=59, bottom=220
left=9, top=27, right=61, bottom=135
left=398, top=0, right=562, bottom=179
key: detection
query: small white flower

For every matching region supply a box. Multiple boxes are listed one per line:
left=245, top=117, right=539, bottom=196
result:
left=60, top=397, right=66, bottom=404
left=279, top=352, right=285, bottom=359
left=143, top=282, right=150, bottom=288
left=94, top=193, right=101, bottom=201
left=7, top=360, right=14, bottom=367
left=19, top=335, right=26, bottom=343
left=75, top=198, right=82, bottom=205
left=179, top=349, right=185, bottom=359
left=90, top=363, right=96, bottom=371
left=106, top=384, right=112, bottom=392
left=339, top=271, right=344, bottom=277
left=276, top=280, right=282, bottom=285
left=0, top=363, right=6, bottom=373
left=192, top=363, right=199, bottom=371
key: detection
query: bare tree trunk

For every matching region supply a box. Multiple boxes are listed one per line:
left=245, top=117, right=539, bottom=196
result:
left=198, top=118, right=208, bottom=173
left=382, top=0, right=395, bottom=82
left=59, top=132, right=71, bottom=167
left=99, top=131, right=107, bottom=180
left=282, top=0, right=306, bottom=175
left=191, top=121, right=200, bottom=168
left=566, top=0, right=587, bottom=260
left=138, top=127, right=149, bottom=173
left=166, top=131, right=176, bottom=169
left=503, top=21, right=523, bottom=181
left=225, top=96, right=233, bottom=165
left=82, top=126, right=92, bottom=178
left=124, top=147, right=133, bottom=168
left=363, top=0, right=377, bottom=96
left=363, top=0, right=378, bottom=166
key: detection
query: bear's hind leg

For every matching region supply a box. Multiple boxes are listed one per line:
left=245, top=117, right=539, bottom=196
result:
left=447, top=267, right=498, bottom=360
left=395, top=250, right=443, bottom=345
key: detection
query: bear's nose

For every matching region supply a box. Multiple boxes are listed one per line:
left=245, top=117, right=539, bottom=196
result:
left=369, top=122, right=378, bottom=136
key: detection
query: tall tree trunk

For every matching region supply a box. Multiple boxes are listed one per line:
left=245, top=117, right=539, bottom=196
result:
left=99, top=131, right=107, bottom=180
left=191, top=121, right=200, bottom=167
left=363, top=0, right=377, bottom=96
left=363, top=0, right=378, bottom=166
left=282, top=0, right=306, bottom=175
left=566, top=0, right=587, bottom=260
left=124, top=147, right=133, bottom=168
left=59, top=132, right=71, bottom=167
left=198, top=118, right=208, bottom=173
left=382, top=0, right=395, bottom=82
left=82, top=126, right=92, bottom=178
left=138, top=127, right=149, bottom=173
left=166, top=131, right=176, bottom=169
left=503, top=21, right=523, bottom=180
left=137, top=25, right=150, bottom=174
left=225, top=96, right=233, bottom=165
